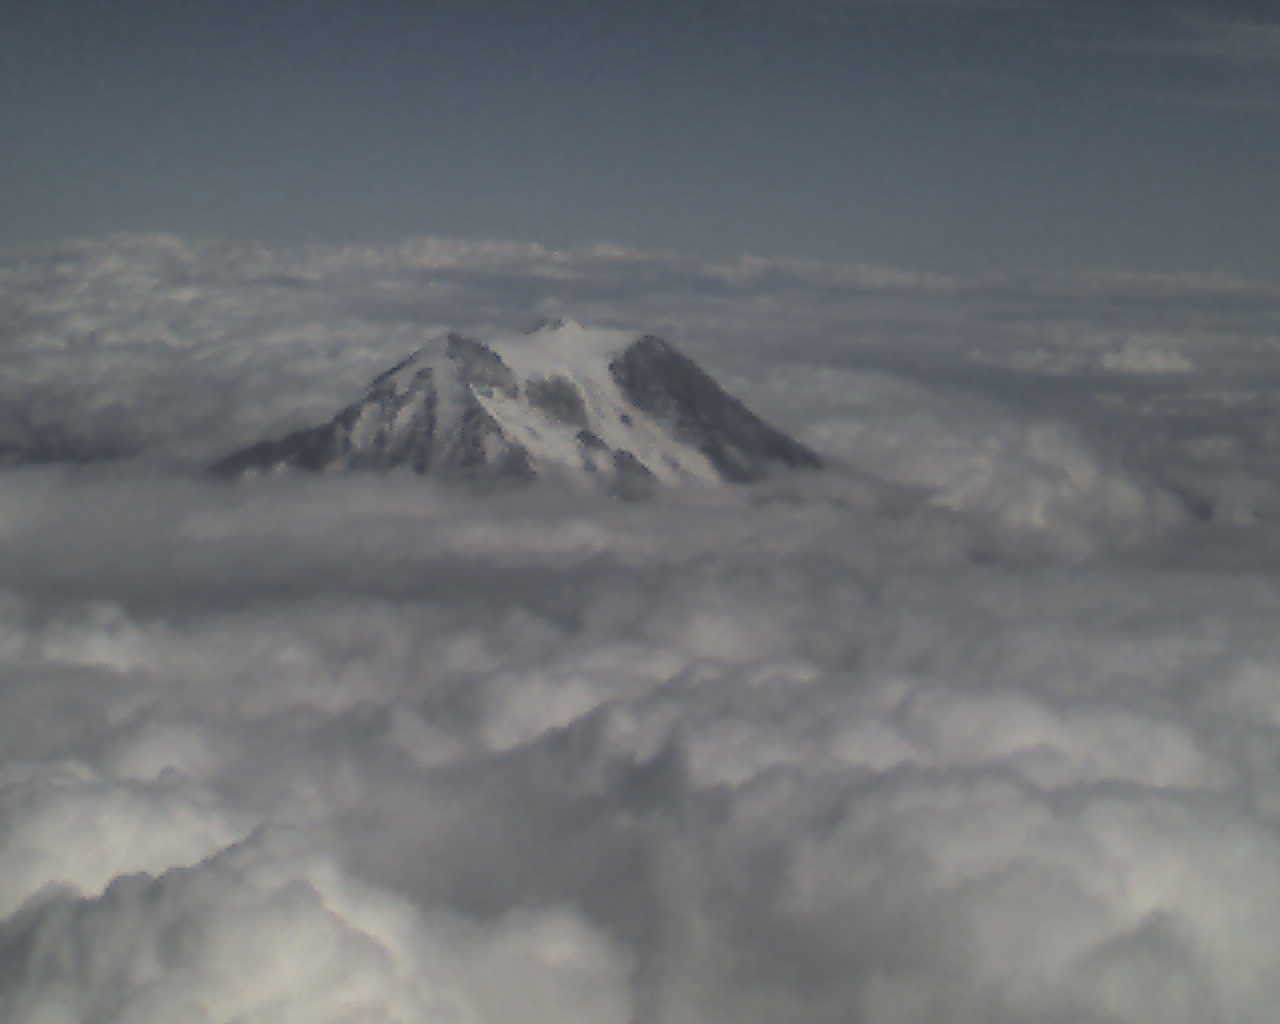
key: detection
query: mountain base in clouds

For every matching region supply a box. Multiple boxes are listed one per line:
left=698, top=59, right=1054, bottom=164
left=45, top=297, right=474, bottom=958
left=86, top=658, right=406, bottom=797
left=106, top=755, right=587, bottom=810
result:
left=211, top=320, right=822, bottom=495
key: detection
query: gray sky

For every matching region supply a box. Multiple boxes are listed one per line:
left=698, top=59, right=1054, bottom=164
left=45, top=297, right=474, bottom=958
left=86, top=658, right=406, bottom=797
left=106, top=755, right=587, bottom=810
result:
left=5, top=0, right=1279, bottom=273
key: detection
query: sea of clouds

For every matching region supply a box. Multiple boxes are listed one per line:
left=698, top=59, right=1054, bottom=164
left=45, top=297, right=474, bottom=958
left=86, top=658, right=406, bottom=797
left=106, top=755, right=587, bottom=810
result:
left=4, top=234, right=1280, bottom=1023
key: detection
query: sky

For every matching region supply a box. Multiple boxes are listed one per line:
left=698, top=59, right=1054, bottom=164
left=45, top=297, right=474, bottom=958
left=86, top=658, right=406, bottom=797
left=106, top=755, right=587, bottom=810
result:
left=5, top=0, right=1280, bottom=273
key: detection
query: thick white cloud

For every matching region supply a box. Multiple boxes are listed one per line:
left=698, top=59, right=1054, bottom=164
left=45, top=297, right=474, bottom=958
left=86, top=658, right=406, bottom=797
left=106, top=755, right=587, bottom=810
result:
left=2, top=827, right=632, bottom=1024
left=4, top=234, right=1280, bottom=1022
left=0, top=759, right=248, bottom=918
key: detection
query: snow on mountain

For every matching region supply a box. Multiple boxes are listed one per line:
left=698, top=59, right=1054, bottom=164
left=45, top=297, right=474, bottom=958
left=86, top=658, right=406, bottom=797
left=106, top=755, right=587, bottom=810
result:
left=211, top=319, right=821, bottom=494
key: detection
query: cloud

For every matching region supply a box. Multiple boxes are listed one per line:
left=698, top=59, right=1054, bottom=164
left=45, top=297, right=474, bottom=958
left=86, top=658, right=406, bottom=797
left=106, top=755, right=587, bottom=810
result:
left=1126, top=13, right=1280, bottom=67
left=1, top=827, right=632, bottom=1024
left=0, top=759, right=248, bottom=919
left=4, top=455, right=1280, bottom=1021
left=1076, top=10, right=1280, bottom=113
left=4, top=234, right=1280, bottom=1021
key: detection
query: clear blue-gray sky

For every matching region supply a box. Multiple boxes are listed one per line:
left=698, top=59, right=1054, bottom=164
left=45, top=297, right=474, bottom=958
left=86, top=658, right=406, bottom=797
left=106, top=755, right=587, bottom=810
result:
left=5, top=0, right=1278, bottom=273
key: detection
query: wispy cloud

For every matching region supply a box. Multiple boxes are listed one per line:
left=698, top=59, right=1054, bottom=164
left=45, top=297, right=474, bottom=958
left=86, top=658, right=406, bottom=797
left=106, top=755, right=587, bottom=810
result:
left=1126, top=13, right=1280, bottom=66
left=1077, top=9, right=1280, bottom=111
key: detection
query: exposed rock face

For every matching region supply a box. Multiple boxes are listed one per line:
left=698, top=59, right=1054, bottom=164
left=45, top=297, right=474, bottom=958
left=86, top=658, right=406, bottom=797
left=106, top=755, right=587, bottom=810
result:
left=609, top=335, right=823, bottom=483
left=211, top=320, right=821, bottom=493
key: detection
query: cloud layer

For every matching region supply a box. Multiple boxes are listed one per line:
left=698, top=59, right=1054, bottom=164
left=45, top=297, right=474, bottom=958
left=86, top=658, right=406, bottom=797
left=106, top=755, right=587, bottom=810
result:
left=5, top=235, right=1280, bottom=1022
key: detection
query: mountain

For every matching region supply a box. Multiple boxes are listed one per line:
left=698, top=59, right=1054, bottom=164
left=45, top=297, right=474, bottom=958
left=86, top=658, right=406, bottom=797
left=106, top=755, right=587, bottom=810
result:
left=210, top=320, right=821, bottom=495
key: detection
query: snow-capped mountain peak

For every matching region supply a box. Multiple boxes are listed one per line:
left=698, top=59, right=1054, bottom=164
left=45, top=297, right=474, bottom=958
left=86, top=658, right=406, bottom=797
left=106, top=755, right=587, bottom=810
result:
left=211, top=321, right=821, bottom=494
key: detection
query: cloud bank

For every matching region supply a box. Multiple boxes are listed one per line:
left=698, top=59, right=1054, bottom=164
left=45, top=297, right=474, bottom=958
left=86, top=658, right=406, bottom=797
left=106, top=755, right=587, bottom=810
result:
left=4, top=234, right=1280, bottom=1022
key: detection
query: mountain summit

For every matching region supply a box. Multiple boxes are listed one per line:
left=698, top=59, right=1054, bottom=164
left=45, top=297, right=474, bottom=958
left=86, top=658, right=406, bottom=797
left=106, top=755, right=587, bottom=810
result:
left=211, top=320, right=821, bottom=494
